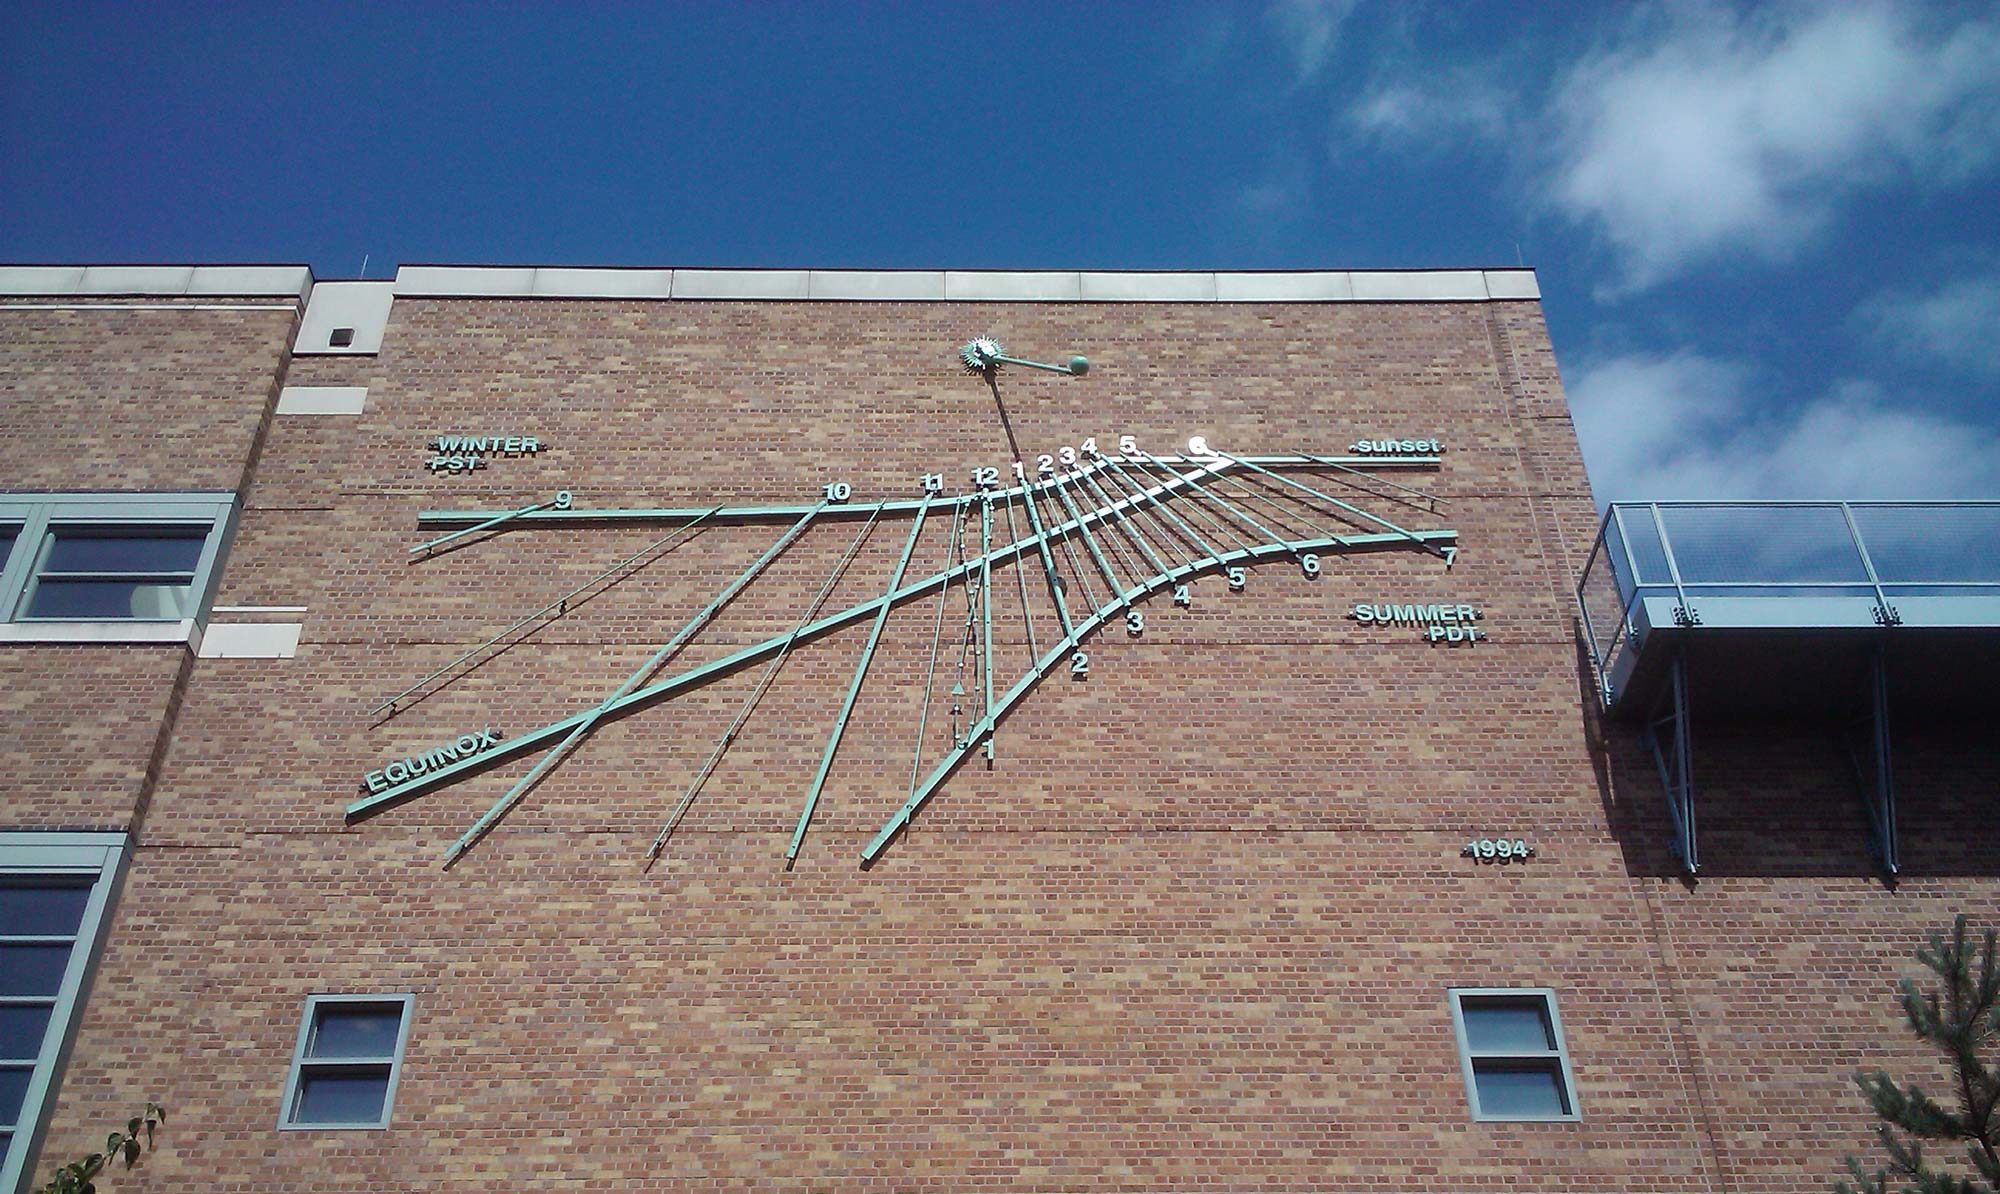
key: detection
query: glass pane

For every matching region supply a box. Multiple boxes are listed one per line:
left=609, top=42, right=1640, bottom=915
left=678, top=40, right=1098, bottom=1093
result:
left=23, top=579, right=192, bottom=619
left=1473, top=1062, right=1571, bottom=1117
left=0, top=1066, right=28, bottom=1123
left=0, top=883, right=91, bottom=936
left=42, top=529, right=206, bottom=575
left=0, top=1005, right=53, bottom=1061
left=307, top=1005, right=403, bottom=1059
left=292, top=1069, right=389, bottom=1125
left=0, top=1130, right=11, bottom=1164
left=0, top=944, right=72, bottom=996
left=1461, top=998, right=1554, bottom=1052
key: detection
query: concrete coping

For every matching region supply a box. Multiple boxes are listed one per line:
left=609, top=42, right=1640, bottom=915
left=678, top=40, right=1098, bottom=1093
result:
left=388, top=266, right=1540, bottom=302
left=0, top=265, right=313, bottom=300
left=2, top=264, right=1542, bottom=303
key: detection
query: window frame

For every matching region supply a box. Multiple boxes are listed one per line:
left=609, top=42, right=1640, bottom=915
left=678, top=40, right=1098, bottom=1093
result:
left=1446, top=987, right=1582, bottom=1123
left=0, top=833, right=129, bottom=1194
left=277, top=994, right=414, bottom=1132
left=0, top=493, right=236, bottom=645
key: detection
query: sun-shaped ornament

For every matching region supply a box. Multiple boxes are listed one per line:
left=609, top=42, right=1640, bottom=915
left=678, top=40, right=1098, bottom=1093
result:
left=960, top=337, right=1004, bottom=373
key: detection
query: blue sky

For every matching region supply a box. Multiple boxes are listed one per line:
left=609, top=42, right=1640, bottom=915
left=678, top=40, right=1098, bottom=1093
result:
left=3, top=1, right=1996, bottom=503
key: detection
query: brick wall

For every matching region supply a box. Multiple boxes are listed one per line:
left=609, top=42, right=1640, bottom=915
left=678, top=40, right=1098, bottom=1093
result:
left=0, top=299, right=295, bottom=836
left=23, top=294, right=1995, bottom=1191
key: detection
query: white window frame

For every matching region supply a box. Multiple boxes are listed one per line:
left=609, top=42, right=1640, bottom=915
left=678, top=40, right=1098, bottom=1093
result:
left=1447, top=987, right=1582, bottom=1122
left=277, top=994, right=414, bottom=1131
left=0, top=493, right=236, bottom=645
left=0, top=832, right=129, bottom=1194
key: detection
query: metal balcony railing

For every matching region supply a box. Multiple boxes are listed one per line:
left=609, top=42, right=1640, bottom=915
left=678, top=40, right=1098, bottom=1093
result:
left=1576, top=502, right=2000, bottom=708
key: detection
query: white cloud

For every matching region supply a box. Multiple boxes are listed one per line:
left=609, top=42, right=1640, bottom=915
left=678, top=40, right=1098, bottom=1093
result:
left=1568, top=350, right=2000, bottom=503
left=1346, top=4, right=2000, bottom=292
left=1551, top=5, right=2000, bottom=291
left=1346, top=68, right=1512, bottom=146
left=1861, top=268, right=2000, bottom=375
left=1268, top=0, right=1359, bottom=84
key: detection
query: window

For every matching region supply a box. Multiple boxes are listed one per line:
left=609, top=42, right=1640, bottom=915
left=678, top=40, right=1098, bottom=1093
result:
left=279, top=995, right=413, bottom=1130
left=1447, top=988, right=1580, bottom=1121
left=0, top=494, right=235, bottom=643
left=0, top=833, right=128, bottom=1193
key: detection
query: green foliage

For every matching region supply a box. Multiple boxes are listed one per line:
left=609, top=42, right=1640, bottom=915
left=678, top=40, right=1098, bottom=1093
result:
left=1836, top=917, right=2000, bottom=1194
left=32, top=1102, right=164, bottom=1194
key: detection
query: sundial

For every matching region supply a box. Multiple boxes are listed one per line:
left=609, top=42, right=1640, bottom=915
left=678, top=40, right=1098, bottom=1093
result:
left=347, top=341, right=1459, bottom=867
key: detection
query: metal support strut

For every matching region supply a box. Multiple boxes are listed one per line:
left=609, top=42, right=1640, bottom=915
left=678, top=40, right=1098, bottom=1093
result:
left=1642, top=649, right=1697, bottom=874
left=1841, top=648, right=1898, bottom=875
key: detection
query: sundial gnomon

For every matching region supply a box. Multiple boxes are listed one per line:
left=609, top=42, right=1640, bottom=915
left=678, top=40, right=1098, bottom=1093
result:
left=351, top=378, right=1457, bottom=867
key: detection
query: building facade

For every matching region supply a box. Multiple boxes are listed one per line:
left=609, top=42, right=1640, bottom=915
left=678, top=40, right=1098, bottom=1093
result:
left=1, top=264, right=1994, bottom=1192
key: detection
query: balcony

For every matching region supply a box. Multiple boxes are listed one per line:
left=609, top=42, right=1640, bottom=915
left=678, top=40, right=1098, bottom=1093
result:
left=1575, top=502, right=2000, bottom=874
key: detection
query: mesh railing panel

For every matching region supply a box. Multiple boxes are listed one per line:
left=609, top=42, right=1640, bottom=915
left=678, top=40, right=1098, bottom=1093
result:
left=1655, top=504, right=1870, bottom=585
left=1851, top=505, right=2000, bottom=585
left=1577, top=531, right=1631, bottom=688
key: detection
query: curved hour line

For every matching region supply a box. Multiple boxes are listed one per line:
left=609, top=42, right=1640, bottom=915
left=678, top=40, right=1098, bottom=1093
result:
left=860, top=529, right=1444, bottom=863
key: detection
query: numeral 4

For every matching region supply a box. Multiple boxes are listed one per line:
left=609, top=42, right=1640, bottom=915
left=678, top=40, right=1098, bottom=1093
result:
left=1172, top=584, right=1191, bottom=607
